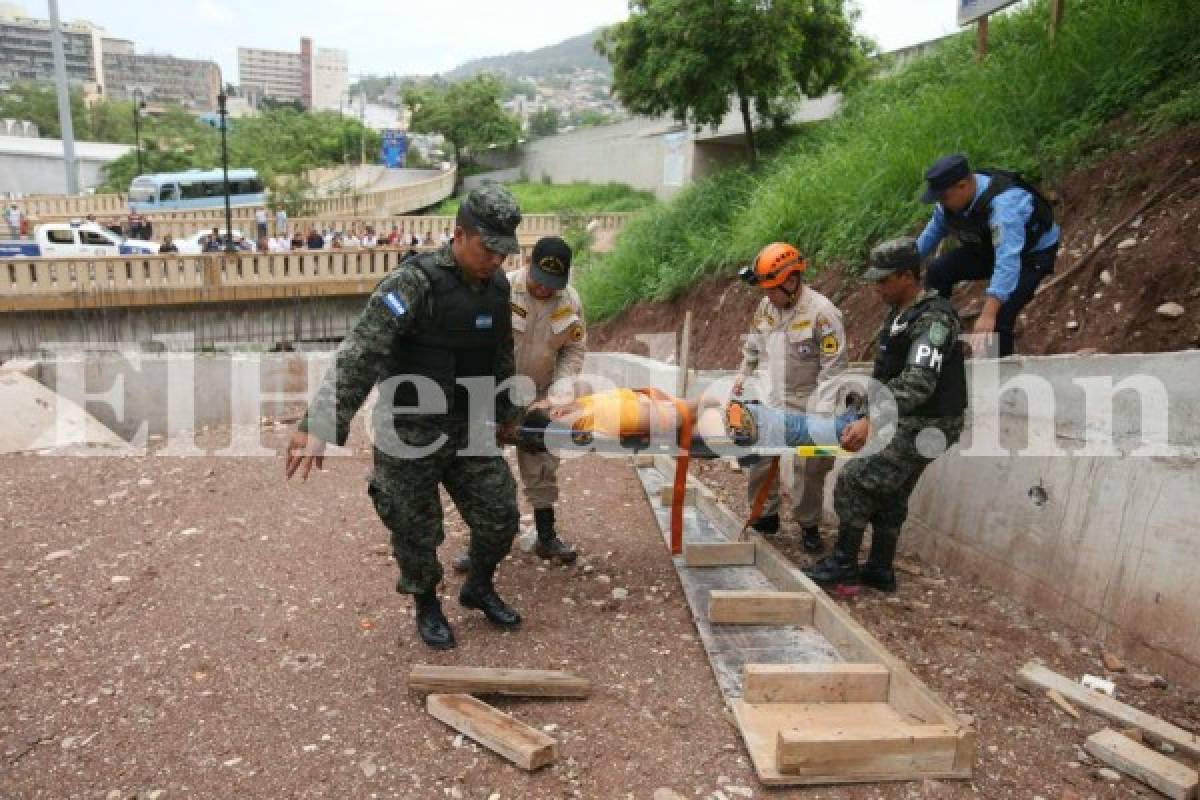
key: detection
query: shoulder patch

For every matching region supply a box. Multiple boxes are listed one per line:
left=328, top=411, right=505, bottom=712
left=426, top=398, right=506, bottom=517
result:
left=820, top=333, right=840, bottom=355
left=569, top=323, right=584, bottom=342
left=929, top=320, right=950, bottom=347
left=510, top=302, right=527, bottom=318
left=788, top=318, right=812, bottom=331
left=382, top=291, right=408, bottom=318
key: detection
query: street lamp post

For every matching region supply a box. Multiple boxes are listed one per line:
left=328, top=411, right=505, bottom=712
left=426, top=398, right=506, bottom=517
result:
left=132, top=88, right=145, bottom=175
left=217, top=91, right=235, bottom=253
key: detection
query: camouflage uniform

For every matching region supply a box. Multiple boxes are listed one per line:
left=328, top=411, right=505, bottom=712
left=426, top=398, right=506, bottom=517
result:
left=299, top=192, right=522, bottom=597
left=812, top=237, right=967, bottom=587
left=832, top=290, right=965, bottom=558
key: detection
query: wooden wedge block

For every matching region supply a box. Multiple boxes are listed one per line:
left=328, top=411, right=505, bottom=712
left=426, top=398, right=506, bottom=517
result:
left=1016, top=662, right=1200, bottom=758
left=408, top=665, right=590, bottom=698
left=659, top=485, right=696, bottom=506
left=1085, top=728, right=1198, bottom=800
left=744, top=663, right=890, bottom=704
left=1046, top=689, right=1080, bottom=719
left=426, top=693, right=557, bottom=771
left=684, top=541, right=756, bottom=567
left=709, top=590, right=814, bottom=626
left=777, top=721, right=958, bottom=776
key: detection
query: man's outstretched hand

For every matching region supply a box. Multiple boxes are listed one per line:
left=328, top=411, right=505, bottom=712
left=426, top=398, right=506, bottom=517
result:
left=839, top=418, right=870, bottom=453
left=285, top=430, right=328, bottom=480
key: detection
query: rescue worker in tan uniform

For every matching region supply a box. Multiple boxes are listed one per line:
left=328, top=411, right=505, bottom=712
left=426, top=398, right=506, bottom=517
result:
left=455, top=236, right=586, bottom=570
left=734, top=242, right=848, bottom=554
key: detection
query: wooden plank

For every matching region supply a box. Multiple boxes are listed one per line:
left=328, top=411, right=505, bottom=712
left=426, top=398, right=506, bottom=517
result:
left=778, top=721, right=959, bottom=777
left=659, top=484, right=697, bottom=506
left=733, top=700, right=971, bottom=785
left=1046, top=689, right=1080, bottom=719
left=744, top=663, right=890, bottom=704
left=709, top=590, right=814, bottom=626
left=408, top=665, right=591, bottom=699
left=754, top=538, right=961, bottom=727
left=1016, top=662, right=1200, bottom=759
left=684, top=541, right=756, bottom=567
left=425, top=693, right=557, bottom=771
left=1085, top=728, right=1198, bottom=800
left=694, top=482, right=748, bottom=540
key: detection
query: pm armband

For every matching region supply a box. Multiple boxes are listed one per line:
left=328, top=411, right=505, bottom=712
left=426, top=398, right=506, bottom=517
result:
left=906, top=320, right=954, bottom=372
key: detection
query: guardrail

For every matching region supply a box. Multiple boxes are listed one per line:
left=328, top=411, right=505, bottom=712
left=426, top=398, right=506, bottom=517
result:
left=14, top=167, right=458, bottom=222
left=9, top=211, right=636, bottom=244
left=0, top=245, right=539, bottom=313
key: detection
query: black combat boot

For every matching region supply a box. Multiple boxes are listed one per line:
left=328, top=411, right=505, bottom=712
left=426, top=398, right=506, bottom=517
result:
left=860, top=528, right=899, bottom=593
left=800, top=525, right=824, bottom=555
left=804, top=525, right=864, bottom=586
left=751, top=513, right=780, bottom=536
left=459, top=563, right=521, bottom=629
left=533, top=507, right=577, bottom=564
left=413, top=590, right=456, bottom=650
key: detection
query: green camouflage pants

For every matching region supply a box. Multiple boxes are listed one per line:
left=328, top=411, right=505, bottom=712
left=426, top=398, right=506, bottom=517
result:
left=368, top=419, right=519, bottom=594
left=833, top=417, right=963, bottom=549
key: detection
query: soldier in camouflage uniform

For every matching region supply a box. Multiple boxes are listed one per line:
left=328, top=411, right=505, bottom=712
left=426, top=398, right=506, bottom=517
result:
left=805, top=237, right=967, bottom=592
left=285, top=185, right=525, bottom=650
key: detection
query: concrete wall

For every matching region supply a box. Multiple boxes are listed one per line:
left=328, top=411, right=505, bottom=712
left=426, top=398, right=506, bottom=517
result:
left=0, top=140, right=132, bottom=195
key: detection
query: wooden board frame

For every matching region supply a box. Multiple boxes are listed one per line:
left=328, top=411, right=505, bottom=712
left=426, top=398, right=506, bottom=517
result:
left=408, top=665, right=591, bottom=698
left=709, top=590, right=814, bottom=626
left=426, top=693, right=558, bottom=770
left=640, top=456, right=974, bottom=785
left=744, top=663, right=890, bottom=704
left=684, top=540, right=757, bottom=567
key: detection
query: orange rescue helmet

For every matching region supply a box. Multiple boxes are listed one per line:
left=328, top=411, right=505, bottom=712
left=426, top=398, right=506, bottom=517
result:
left=747, top=242, right=806, bottom=289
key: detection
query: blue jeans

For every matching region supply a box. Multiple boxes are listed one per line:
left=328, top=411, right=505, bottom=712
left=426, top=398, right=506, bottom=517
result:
left=749, top=406, right=859, bottom=449
left=924, top=243, right=1058, bottom=357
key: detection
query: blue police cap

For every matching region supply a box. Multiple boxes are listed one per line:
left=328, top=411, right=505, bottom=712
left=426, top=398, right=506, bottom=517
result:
left=921, top=154, right=971, bottom=203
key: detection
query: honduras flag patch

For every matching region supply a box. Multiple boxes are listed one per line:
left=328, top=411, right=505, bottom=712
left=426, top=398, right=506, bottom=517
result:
left=382, top=291, right=407, bottom=318
left=475, top=313, right=493, bottom=329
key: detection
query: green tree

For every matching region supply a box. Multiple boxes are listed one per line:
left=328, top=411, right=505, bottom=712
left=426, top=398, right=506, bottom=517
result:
left=596, top=0, right=871, bottom=165
left=403, top=75, right=522, bottom=164
left=0, top=81, right=92, bottom=139
left=528, top=108, right=561, bottom=137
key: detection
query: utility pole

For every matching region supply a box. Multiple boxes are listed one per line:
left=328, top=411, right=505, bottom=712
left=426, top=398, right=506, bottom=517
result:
left=218, top=91, right=234, bottom=253
left=359, top=92, right=366, bottom=166
left=47, top=0, right=78, bottom=194
left=132, top=87, right=145, bottom=175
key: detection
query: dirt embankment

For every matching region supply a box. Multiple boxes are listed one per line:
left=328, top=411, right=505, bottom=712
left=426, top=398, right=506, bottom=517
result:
left=589, top=125, right=1200, bottom=365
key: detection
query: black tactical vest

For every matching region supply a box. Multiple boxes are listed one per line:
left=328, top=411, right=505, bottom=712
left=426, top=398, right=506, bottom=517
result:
left=873, top=295, right=968, bottom=418
left=942, top=170, right=1055, bottom=254
left=387, top=254, right=512, bottom=416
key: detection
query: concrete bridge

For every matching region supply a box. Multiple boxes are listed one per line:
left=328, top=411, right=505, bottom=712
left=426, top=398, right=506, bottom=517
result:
left=0, top=212, right=633, bottom=356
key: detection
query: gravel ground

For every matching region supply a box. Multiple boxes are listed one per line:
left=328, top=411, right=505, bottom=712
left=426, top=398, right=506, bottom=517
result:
left=1, top=431, right=1196, bottom=800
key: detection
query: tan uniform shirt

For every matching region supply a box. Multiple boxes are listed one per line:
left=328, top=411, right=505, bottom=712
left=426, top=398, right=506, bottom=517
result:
left=509, top=267, right=587, bottom=400
left=737, top=286, right=847, bottom=411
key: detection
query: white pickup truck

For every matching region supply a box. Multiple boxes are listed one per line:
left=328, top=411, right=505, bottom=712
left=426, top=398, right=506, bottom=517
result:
left=0, top=222, right=159, bottom=258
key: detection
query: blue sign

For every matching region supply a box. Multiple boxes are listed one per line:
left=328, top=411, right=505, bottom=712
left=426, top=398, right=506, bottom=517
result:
left=381, top=129, right=408, bottom=168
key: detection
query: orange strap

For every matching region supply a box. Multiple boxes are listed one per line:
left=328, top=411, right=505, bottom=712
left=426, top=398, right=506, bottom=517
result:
left=744, top=457, right=779, bottom=535
left=636, top=388, right=692, bottom=555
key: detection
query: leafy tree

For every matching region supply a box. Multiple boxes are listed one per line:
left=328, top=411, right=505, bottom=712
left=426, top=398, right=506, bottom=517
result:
left=570, top=109, right=613, bottom=129
left=403, top=75, right=522, bottom=164
left=528, top=108, right=561, bottom=137
left=597, top=0, right=871, bottom=165
left=0, top=81, right=91, bottom=139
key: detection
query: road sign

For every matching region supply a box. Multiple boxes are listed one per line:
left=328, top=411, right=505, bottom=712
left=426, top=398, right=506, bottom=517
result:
left=380, top=129, right=407, bottom=168
left=957, top=0, right=1019, bottom=26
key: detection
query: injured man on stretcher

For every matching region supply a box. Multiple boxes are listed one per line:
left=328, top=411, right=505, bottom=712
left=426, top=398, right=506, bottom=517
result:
left=499, top=387, right=864, bottom=459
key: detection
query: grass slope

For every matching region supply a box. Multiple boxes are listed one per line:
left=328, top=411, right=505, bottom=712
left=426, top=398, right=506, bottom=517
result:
left=578, top=0, right=1200, bottom=321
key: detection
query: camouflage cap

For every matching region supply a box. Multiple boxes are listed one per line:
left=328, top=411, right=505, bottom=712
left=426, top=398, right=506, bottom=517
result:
left=863, top=236, right=921, bottom=282
left=461, top=184, right=522, bottom=255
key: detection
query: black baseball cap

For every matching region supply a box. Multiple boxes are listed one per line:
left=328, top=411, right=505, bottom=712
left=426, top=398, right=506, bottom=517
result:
left=530, top=236, right=572, bottom=290
left=921, top=154, right=971, bottom=203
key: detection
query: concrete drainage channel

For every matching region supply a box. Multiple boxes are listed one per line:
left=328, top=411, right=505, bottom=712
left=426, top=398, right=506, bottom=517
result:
left=633, top=452, right=974, bottom=786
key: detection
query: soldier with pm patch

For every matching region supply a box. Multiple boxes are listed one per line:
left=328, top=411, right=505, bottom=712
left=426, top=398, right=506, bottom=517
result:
left=806, top=236, right=967, bottom=592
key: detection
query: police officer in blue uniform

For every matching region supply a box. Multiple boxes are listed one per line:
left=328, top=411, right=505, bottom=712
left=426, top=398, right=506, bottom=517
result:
left=917, top=154, right=1060, bottom=357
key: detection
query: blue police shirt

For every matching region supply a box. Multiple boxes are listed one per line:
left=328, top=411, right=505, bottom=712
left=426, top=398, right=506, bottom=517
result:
left=917, top=173, right=1060, bottom=303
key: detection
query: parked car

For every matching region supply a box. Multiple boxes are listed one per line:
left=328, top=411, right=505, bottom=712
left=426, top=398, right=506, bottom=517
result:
left=173, top=229, right=256, bottom=254
left=0, top=221, right=158, bottom=258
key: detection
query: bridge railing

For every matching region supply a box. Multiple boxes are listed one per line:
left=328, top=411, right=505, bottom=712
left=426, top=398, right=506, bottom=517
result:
left=0, top=245, right=541, bottom=310
left=14, top=167, right=458, bottom=223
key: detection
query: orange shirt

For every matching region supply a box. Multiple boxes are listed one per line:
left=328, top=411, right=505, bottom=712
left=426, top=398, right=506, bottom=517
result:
left=570, top=389, right=680, bottom=438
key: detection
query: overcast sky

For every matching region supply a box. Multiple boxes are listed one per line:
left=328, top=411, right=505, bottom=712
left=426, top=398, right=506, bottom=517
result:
left=44, top=0, right=964, bottom=83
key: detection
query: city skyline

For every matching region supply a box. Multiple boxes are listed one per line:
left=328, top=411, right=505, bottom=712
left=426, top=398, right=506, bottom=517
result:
left=39, top=0, right=963, bottom=86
